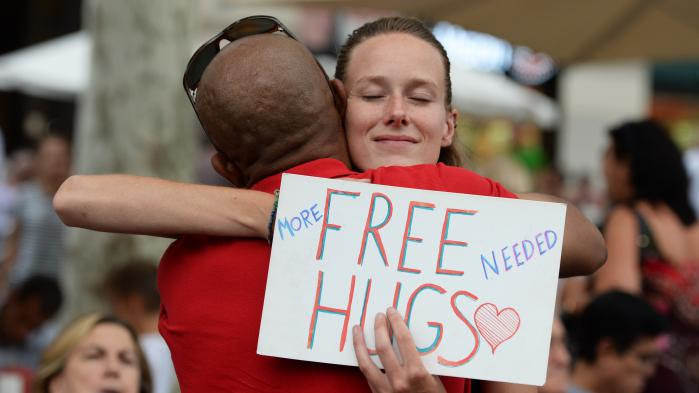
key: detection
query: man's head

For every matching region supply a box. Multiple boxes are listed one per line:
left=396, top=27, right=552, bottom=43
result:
left=35, top=134, right=71, bottom=194
left=575, top=291, right=666, bottom=393
left=194, top=33, right=349, bottom=187
left=103, top=261, right=160, bottom=330
left=0, top=276, right=62, bottom=345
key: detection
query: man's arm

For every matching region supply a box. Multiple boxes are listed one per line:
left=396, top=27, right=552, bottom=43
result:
left=518, top=193, right=606, bottom=277
left=53, top=175, right=273, bottom=238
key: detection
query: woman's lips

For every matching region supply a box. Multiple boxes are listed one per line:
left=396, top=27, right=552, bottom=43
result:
left=373, top=135, right=417, bottom=143
left=372, top=140, right=416, bottom=153
left=372, top=136, right=418, bottom=150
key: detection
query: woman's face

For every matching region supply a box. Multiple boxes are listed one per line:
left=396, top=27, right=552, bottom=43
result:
left=342, top=33, right=456, bottom=171
left=50, top=323, right=140, bottom=393
left=540, top=318, right=571, bottom=393
left=603, top=144, right=633, bottom=203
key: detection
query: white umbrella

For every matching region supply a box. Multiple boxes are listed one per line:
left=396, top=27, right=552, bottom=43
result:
left=451, top=66, right=559, bottom=127
left=0, top=31, right=558, bottom=126
left=0, top=32, right=89, bottom=100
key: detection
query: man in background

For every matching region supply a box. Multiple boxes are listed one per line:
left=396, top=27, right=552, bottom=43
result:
left=1, top=134, right=70, bottom=293
left=0, top=275, right=62, bottom=369
left=104, top=261, right=178, bottom=393
left=568, top=291, right=667, bottom=393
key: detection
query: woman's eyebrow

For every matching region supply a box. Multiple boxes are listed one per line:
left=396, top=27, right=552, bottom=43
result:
left=405, top=78, right=438, bottom=91
left=353, top=75, right=387, bottom=87
left=77, top=344, right=103, bottom=352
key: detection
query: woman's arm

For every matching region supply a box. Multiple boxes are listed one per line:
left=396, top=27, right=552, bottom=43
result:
left=518, top=193, right=607, bottom=278
left=53, top=174, right=273, bottom=238
left=592, top=205, right=642, bottom=294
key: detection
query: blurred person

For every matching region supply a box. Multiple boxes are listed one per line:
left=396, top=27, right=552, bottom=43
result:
left=104, top=262, right=177, bottom=393
left=474, top=315, right=571, bottom=393
left=6, top=149, right=37, bottom=187
left=568, top=291, right=667, bottom=393
left=53, top=16, right=606, bottom=393
left=568, top=176, right=603, bottom=228
left=535, top=166, right=564, bottom=198
left=1, top=135, right=70, bottom=292
left=1, top=148, right=38, bottom=255
left=0, top=133, right=16, bottom=280
left=0, top=367, right=32, bottom=393
left=594, top=119, right=699, bottom=392
left=685, top=145, right=699, bottom=217
left=540, top=317, right=572, bottom=393
left=32, top=313, right=152, bottom=393
left=0, top=276, right=62, bottom=369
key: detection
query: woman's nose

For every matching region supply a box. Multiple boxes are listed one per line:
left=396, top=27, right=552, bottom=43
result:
left=383, top=96, right=408, bottom=127
left=103, top=356, right=121, bottom=377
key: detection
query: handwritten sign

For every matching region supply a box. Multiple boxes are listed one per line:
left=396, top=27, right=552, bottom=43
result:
left=258, top=174, right=565, bottom=385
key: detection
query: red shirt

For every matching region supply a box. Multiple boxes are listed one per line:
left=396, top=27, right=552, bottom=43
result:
left=159, top=159, right=515, bottom=393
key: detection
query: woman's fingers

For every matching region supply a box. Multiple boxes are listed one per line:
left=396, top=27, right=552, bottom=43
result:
left=353, top=325, right=387, bottom=385
left=355, top=308, right=446, bottom=393
left=385, top=308, right=436, bottom=386
left=385, top=307, right=421, bottom=364
left=374, top=312, right=403, bottom=375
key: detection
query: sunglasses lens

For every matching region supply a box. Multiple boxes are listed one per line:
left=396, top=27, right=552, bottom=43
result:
left=185, top=17, right=286, bottom=99
left=185, top=42, right=220, bottom=91
left=226, top=17, right=279, bottom=40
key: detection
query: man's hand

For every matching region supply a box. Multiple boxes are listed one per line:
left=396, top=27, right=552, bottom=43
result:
left=353, top=307, right=446, bottom=393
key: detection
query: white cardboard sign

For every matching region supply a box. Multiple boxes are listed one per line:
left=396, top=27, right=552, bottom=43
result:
left=258, top=174, right=566, bottom=385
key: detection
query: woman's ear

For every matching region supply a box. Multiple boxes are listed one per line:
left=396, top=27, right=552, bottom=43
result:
left=442, top=108, right=458, bottom=147
left=49, top=373, right=66, bottom=393
left=211, top=152, right=246, bottom=187
left=330, top=79, right=347, bottom=118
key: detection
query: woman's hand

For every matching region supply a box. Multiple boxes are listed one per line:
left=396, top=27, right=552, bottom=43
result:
left=353, top=307, right=446, bottom=393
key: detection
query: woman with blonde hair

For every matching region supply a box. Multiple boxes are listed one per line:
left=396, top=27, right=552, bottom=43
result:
left=33, top=313, right=152, bottom=393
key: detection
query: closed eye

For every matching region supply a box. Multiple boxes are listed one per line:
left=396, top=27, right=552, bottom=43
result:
left=410, top=96, right=431, bottom=103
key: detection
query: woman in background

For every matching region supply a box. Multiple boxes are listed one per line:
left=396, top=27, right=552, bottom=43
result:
left=33, top=313, right=152, bottom=393
left=595, top=119, right=698, bottom=393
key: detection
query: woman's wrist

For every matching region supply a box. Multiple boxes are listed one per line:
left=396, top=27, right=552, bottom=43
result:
left=267, top=190, right=280, bottom=244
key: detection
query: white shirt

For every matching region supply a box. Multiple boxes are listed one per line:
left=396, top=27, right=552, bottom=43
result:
left=139, top=333, right=178, bottom=393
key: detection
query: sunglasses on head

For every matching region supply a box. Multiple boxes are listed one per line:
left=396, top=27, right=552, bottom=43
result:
left=183, top=15, right=298, bottom=106
left=182, top=15, right=340, bottom=165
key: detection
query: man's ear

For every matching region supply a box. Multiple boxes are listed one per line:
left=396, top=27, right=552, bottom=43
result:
left=596, top=337, right=618, bottom=358
left=211, top=152, right=245, bottom=187
left=330, top=79, right=347, bottom=118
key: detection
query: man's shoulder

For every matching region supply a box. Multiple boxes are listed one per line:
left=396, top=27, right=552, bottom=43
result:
left=369, top=163, right=515, bottom=197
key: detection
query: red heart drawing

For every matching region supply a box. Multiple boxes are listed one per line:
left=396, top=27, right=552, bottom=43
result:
left=473, top=303, right=521, bottom=354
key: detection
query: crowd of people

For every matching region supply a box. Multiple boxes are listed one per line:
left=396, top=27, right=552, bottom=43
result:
left=0, top=14, right=696, bottom=393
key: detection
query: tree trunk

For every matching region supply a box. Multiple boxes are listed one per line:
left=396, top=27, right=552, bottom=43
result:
left=63, top=0, right=197, bottom=317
